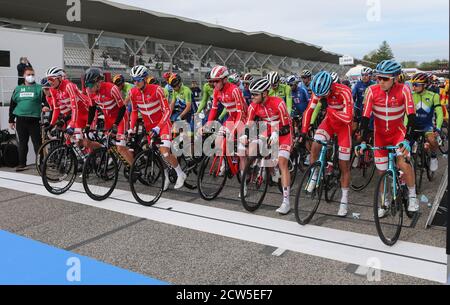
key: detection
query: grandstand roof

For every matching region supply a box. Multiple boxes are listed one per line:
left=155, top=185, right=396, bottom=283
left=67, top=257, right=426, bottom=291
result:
left=0, top=0, right=369, bottom=65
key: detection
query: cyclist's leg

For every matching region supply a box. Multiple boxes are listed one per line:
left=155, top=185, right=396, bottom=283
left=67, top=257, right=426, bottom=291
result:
left=336, top=123, right=352, bottom=216
left=276, top=134, right=293, bottom=214
left=115, top=114, right=134, bottom=165
left=311, top=117, right=333, bottom=163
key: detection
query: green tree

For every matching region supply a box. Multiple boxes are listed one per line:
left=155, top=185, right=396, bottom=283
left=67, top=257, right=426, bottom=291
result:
left=401, top=61, right=418, bottom=68
left=363, top=41, right=395, bottom=66
left=419, top=59, right=449, bottom=71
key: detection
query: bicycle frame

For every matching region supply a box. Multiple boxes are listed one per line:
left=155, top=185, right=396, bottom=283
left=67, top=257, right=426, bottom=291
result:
left=372, top=145, right=399, bottom=200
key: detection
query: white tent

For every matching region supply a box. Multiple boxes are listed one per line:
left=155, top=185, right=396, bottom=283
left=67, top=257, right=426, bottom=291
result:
left=345, top=64, right=369, bottom=79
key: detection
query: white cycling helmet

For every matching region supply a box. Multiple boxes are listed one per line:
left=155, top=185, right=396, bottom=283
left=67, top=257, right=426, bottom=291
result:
left=301, top=70, right=312, bottom=78
left=210, top=65, right=229, bottom=80
left=266, top=71, right=280, bottom=85
left=330, top=72, right=339, bottom=83
left=130, top=65, right=148, bottom=78
left=45, top=66, right=64, bottom=78
left=249, top=78, right=271, bottom=94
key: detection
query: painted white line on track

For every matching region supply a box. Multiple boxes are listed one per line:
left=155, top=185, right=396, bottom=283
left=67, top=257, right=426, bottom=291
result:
left=0, top=171, right=447, bottom=283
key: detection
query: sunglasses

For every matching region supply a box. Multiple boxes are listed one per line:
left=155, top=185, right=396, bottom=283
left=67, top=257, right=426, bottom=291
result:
left=212, top=80, right=222, bottom=84
left=377, top=76, right=394, bottom=82
left=132, top=77, right=145, bottom=83
left=85, top=82, right=96, bottom=88
left=361, top=74, right=372, bottom=77
left=47, top=77, right=58, bottom=82
left=251, top=93, right=261, bottom=97
left=412, top=83, right=425, bottom=87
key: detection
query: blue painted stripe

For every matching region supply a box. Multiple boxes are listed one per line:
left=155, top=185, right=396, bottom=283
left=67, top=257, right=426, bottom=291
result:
left=0, top=230, right=169, bottom=285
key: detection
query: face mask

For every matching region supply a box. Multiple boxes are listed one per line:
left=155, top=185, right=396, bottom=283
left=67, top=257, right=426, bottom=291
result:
left=25, top=75, right=35, bottom=84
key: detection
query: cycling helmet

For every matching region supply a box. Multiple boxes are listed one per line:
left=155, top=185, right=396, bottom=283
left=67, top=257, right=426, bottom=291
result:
left=397, top=72, right=407, bottom=84
left=286, top=75, right=299, bottom=86
left=242, top=73, right=254, bottom=84
left=112, top=74, right=125, bottom=86
left=266, top=71, right=280, bottom=85
left=168, top=74, right=182, bottom=87
left=205, top=71, right=211, bottom=81
left=45, top=66, right=64, bottom=78
left=330, top=72, right=340, bottom=83
left=301, top=70, right=312, bottom=78
left=411, top=72, right=429, bottom=84
left=40, top=77, right=51, bottom=88
left=163, top=72, right=172, bottom=80
left=228, top=73, right=241, bottom=84
left=210, top=65, right=229, bottom=80
left=311, top=71, right=333, bottom=97
left=84, top=68, right=104, bottom=85
left=361, top=67, right=373, bottom=76
left=375, top=60, right=402, bottom=76
left=146, top=76, right=157, bottom=85
left=249, top=78, right=271, bottom=94
left=130, top=65, right=149, bottom=79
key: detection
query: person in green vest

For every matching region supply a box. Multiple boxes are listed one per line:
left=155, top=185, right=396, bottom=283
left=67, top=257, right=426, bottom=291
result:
left=8, top=67, right=47, bottom=171
left=267, top=71, right=293, bottom=114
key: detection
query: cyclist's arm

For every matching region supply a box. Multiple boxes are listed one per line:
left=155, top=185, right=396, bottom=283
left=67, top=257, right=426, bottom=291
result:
left=86, top=95, right=97, bottom=127
left=49, top=91, right=60, bottom=126
left=157, top=87, right=171, bottom=130
left=433, top=93, right=444, bottom=130
left=129, top=96, right=138, bottom=131
left=111, top=86, right=127, bottom=126
left=67, top=82, right=81, bottom=128
left=310, top=101, right=322, bottom=125
left=179, top=89, right=192, bottom=120
left=206, top=93, right=218, bottom=126
left=285, top=85, right=293, bottom=114
left=360, top=87, right=374, bottom=141
left=301, top=96, right=319, bottom=134
left=277, top=98, right=291, bottom=129
left=232, top=87, right=246, bottom=125
left=218, top=108, right=228, bottom=121
left=197, top=84, right=211, bottom=113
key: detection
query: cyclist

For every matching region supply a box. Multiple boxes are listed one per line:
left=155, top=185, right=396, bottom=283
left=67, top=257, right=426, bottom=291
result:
left=169, top=74, right=193, bottom=125
left=300, top=71, right=354, bottom=217
left=352, top=67, right=376, bottom=131
left=267, top=71, right=293, bottom=114
left=300, top=69, right=313, bottom=99
left=162, top=72, right=174, bottom=101
left=196, top=71, right=214, bottom=116
left=242, top=73, right=254, bottom=106
left=287, top=75, right=309, bottom=121
left=128, top=65, right=187, bottom=190
left=355, top=60, right=418, bottom=217
left=84, top=68, right=134, bottom=165
left=408, top=72, right=443, bottom=172
left=202, top=65, right=247, bottom=176
left=331, top=72, right=340, bottom=84
left=240, top=78, right=293, bottom=214
left=46, top=66, right=90, bottom=142
left=113, top=74, right=134, bottom=114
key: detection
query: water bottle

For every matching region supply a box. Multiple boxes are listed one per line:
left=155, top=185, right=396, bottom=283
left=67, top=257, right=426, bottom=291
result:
left=436, top=135, right=443, bottom=147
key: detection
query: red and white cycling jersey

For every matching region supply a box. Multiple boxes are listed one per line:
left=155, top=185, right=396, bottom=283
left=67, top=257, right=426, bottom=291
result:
left=362, top=83, right=415, bottom=170
left=49, top=80, right=76, bottom=126
left=362, top=83, right=415, bottom=132
left=51, top=79, right=90, bottom=129
left=129, top=84, right=171, bottom=140
left=301, top=83, right=354, bottom=133
left=88, top=82, right=125, bottom=118
left=245, top=96, right=292, bottom=152
left=208, top=82, right=247, bottom=124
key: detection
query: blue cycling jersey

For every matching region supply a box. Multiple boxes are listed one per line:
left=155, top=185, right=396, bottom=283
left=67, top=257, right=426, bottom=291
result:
left=242, top=88, right=252, bottom=105
left=292, top=84, right=309, bottom=115
left=352, top=80, right=375, bottom=110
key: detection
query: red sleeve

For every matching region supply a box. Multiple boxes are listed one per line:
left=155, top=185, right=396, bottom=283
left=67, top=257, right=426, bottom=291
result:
left=111, top=85, right=125, bottom=108
left=232, top=87, right=246, bottom=124
left=67, top=82, right=80, bottom=128
left=331, top=86, right=353, bottom=124
left=156, top=87, right=171, bottom=129
left=403, top=85, right=415, bottom=115
left=245, top=104, right=256, bottom=125
left=50, top=90, right=60, bottom=126
left=362, top=87, right=374, bottom=118
left=276, top=98, right=290, bottom=127
left=301, top=95, right=319, bottom=133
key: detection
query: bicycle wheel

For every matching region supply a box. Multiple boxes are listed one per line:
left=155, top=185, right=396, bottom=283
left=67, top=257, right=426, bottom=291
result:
left=413, top=151, right=424, bottom=194
left=198, top=155, right=227, bottom=200
left=350, top=149, right=376, bottom=192
left=294, top=162, right=324, bottom=225
left=179, top=156, right=201, bottom=190
left=129, top=149, right=165, bottom=206
left=241, top=157, right=270, bottom=212
left=82, top=148, right=119, bottom=201
left=41, top=145, right=78, bottom=195
left=36, top=139, right=61, bottom=175
left=373, top=171, right=403, bottom=246
left=325, top=165, right=341, bottom=203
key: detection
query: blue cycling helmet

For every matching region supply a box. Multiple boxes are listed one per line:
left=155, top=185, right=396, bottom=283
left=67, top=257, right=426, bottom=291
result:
left=310, top=71, right=333, bottom=97
left=286, top=75, right=298, bottom=85
left=375, top=60, right=402, bottom=76
left=40, top=77, right=51, bottom=88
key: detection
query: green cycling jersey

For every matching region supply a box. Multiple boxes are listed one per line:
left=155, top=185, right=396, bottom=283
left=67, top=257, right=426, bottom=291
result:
left=269, top=83, right=293, bottom=114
